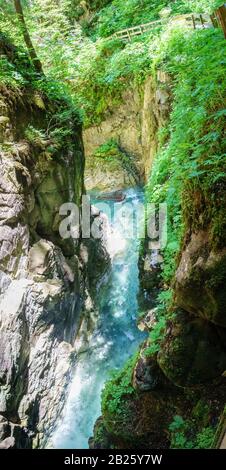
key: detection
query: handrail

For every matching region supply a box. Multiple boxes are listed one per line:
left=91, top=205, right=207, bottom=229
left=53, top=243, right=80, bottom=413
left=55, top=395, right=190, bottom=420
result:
left=108, top=12, right=219, bottom=41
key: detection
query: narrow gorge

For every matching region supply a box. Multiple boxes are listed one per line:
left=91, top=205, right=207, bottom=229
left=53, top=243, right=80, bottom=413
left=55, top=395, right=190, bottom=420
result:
left=0, top=0, right=226, bottom=454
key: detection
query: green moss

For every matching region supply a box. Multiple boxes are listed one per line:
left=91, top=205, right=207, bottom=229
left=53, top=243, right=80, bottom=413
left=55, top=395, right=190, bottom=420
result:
left=93, top=139, right=123, bottom=169
left=195, top=426, right=215, bottom=449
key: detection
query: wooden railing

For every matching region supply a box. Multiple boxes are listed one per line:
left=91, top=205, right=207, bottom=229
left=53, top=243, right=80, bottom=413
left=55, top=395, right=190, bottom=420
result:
left=112, top=19, right=162, bottom=40
left=109, top=12, right=219, bottom=41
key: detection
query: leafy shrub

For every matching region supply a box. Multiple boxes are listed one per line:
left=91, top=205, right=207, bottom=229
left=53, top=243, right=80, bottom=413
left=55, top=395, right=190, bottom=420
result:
left=144, top=316, right=166, bottom=356
left=168, top=415, right=215, bottom=449
left=169, top=415, right=194, bottom=449
left=93, top=138, right=119, bottom=159
left=92, top=0, right=192, bottom=38
left=102, top=355, right=137, bottom=417
left=195, top=426, right=215, bottom=449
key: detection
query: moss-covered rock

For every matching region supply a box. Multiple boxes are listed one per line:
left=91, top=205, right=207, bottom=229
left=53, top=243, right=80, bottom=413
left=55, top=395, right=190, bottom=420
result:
left=100, top=353, right=189, bottom=448
left=158, top=309, right=226, bottom=387
left=84, top=139, right=141, bottom=191
left=133, top=344, right=167, bottom=391
left=89, top=417, right=113, bottom=449
left=175, top=231, right=226, bottom=328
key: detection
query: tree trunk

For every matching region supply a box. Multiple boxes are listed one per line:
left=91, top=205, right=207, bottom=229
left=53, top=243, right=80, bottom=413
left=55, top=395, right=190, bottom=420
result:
left=13, top=0, right=44, bottom=75
left=216, top=4, right=226, bottom=39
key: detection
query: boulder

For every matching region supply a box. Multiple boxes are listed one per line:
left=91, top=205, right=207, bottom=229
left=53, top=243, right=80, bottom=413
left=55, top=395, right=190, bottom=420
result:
left=137, top=308, right=157, bottom=332
left=133, top=352, right=167, bottom=391
left=0, top=436, right=15, bottom=449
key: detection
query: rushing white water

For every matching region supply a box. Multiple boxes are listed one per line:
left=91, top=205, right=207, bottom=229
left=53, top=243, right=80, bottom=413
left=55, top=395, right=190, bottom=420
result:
left=52, top=188, right=145, bottom=449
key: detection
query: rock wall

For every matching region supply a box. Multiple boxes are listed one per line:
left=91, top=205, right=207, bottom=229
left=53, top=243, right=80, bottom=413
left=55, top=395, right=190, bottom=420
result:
left=0, top=83, right=109, bottom=448
left=83, top=72, right=171, bottom=190
left=158, top=229, right=226, bottom=388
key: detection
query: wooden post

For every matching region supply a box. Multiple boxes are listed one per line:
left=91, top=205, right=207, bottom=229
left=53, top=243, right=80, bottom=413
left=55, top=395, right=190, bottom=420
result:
left=216, top=4, right=226, bottom=38
left=192, top=14, right=196, bottom=30
left=200, top=14, right=204, bottom=28
left=210, top=13, right=217, bottom=28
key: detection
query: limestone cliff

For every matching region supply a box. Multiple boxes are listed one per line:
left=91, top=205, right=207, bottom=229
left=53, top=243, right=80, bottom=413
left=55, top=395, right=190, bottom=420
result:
left=84, top=72, right=171, bottom=191
left=0, top=41, right=110, bottom=448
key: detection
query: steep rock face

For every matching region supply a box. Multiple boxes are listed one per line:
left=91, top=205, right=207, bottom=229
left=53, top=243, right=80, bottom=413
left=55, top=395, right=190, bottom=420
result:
left=84, top=72, right=171, bottom=190
left=156, top=228, right=226, bottom=388
left=175, top=231, right=226, bottom=327
left=84, top=148, right=140, bottom=192
left=0, top=85, right=109, bottom=448
left=158, top=309, right=226, bottom=388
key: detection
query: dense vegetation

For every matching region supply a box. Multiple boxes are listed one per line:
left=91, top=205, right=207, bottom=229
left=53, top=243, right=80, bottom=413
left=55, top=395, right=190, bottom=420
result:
left=0, top=0, right=224, bottom=125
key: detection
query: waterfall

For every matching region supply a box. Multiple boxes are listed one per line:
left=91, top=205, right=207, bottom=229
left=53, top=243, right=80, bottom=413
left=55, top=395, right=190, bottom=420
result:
left=51, top=187, right=146, bottom=449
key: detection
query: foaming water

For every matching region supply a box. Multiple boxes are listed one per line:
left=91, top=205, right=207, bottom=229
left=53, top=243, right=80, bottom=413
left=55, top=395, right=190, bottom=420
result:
left=51, top=187, right=145, bottom=449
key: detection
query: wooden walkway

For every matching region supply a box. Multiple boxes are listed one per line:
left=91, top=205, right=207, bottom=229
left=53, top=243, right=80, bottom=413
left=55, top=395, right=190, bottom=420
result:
left=109, top=12, right=219, bottom=41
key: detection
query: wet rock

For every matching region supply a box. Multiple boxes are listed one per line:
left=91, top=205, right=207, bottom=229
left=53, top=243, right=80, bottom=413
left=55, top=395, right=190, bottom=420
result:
left=96, top=190, right=126, bottom=202
left=0, top=419, right=10, bottom=441
left=0, top=116, right=10, bottom=126
left=0, top=436, right=15, bottom=449
left=137, top=308, right=157, bottom=332
left=133, top=353, right=166, bottom=391
left=139, top=251, right=163, bottom=292
left=85, top=153, right=138, bottom=192
left=28, top=239, right=75, bottom=283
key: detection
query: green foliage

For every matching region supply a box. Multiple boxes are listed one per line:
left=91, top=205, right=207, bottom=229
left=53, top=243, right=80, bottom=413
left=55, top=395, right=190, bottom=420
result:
left=169, top=415, right=194, bottom=448
left=156, top=289, right=173, bottom=315
left=144, top=289, right=173, bottom=357
left=184, top=1, right=223, bottom=13
left=146, top=27, right=226, bottom=285
left=93, top=138, right=119, bottom=159
left=144, top=316, right=166, bottom=356
left=0, top=32, right=36, bottom=87
left=69, top=36, right=152, bottom=126
left=91, top=0, right=192, bottom=38
left=195, top=426, right=215, bottom=449
left=102, top=355, right=137, bottom=417
left=0, top=55, right=24, bottom=87
left=169, top=415, right=215, bottom=449
left=25, top=125, right=47, bottom=145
